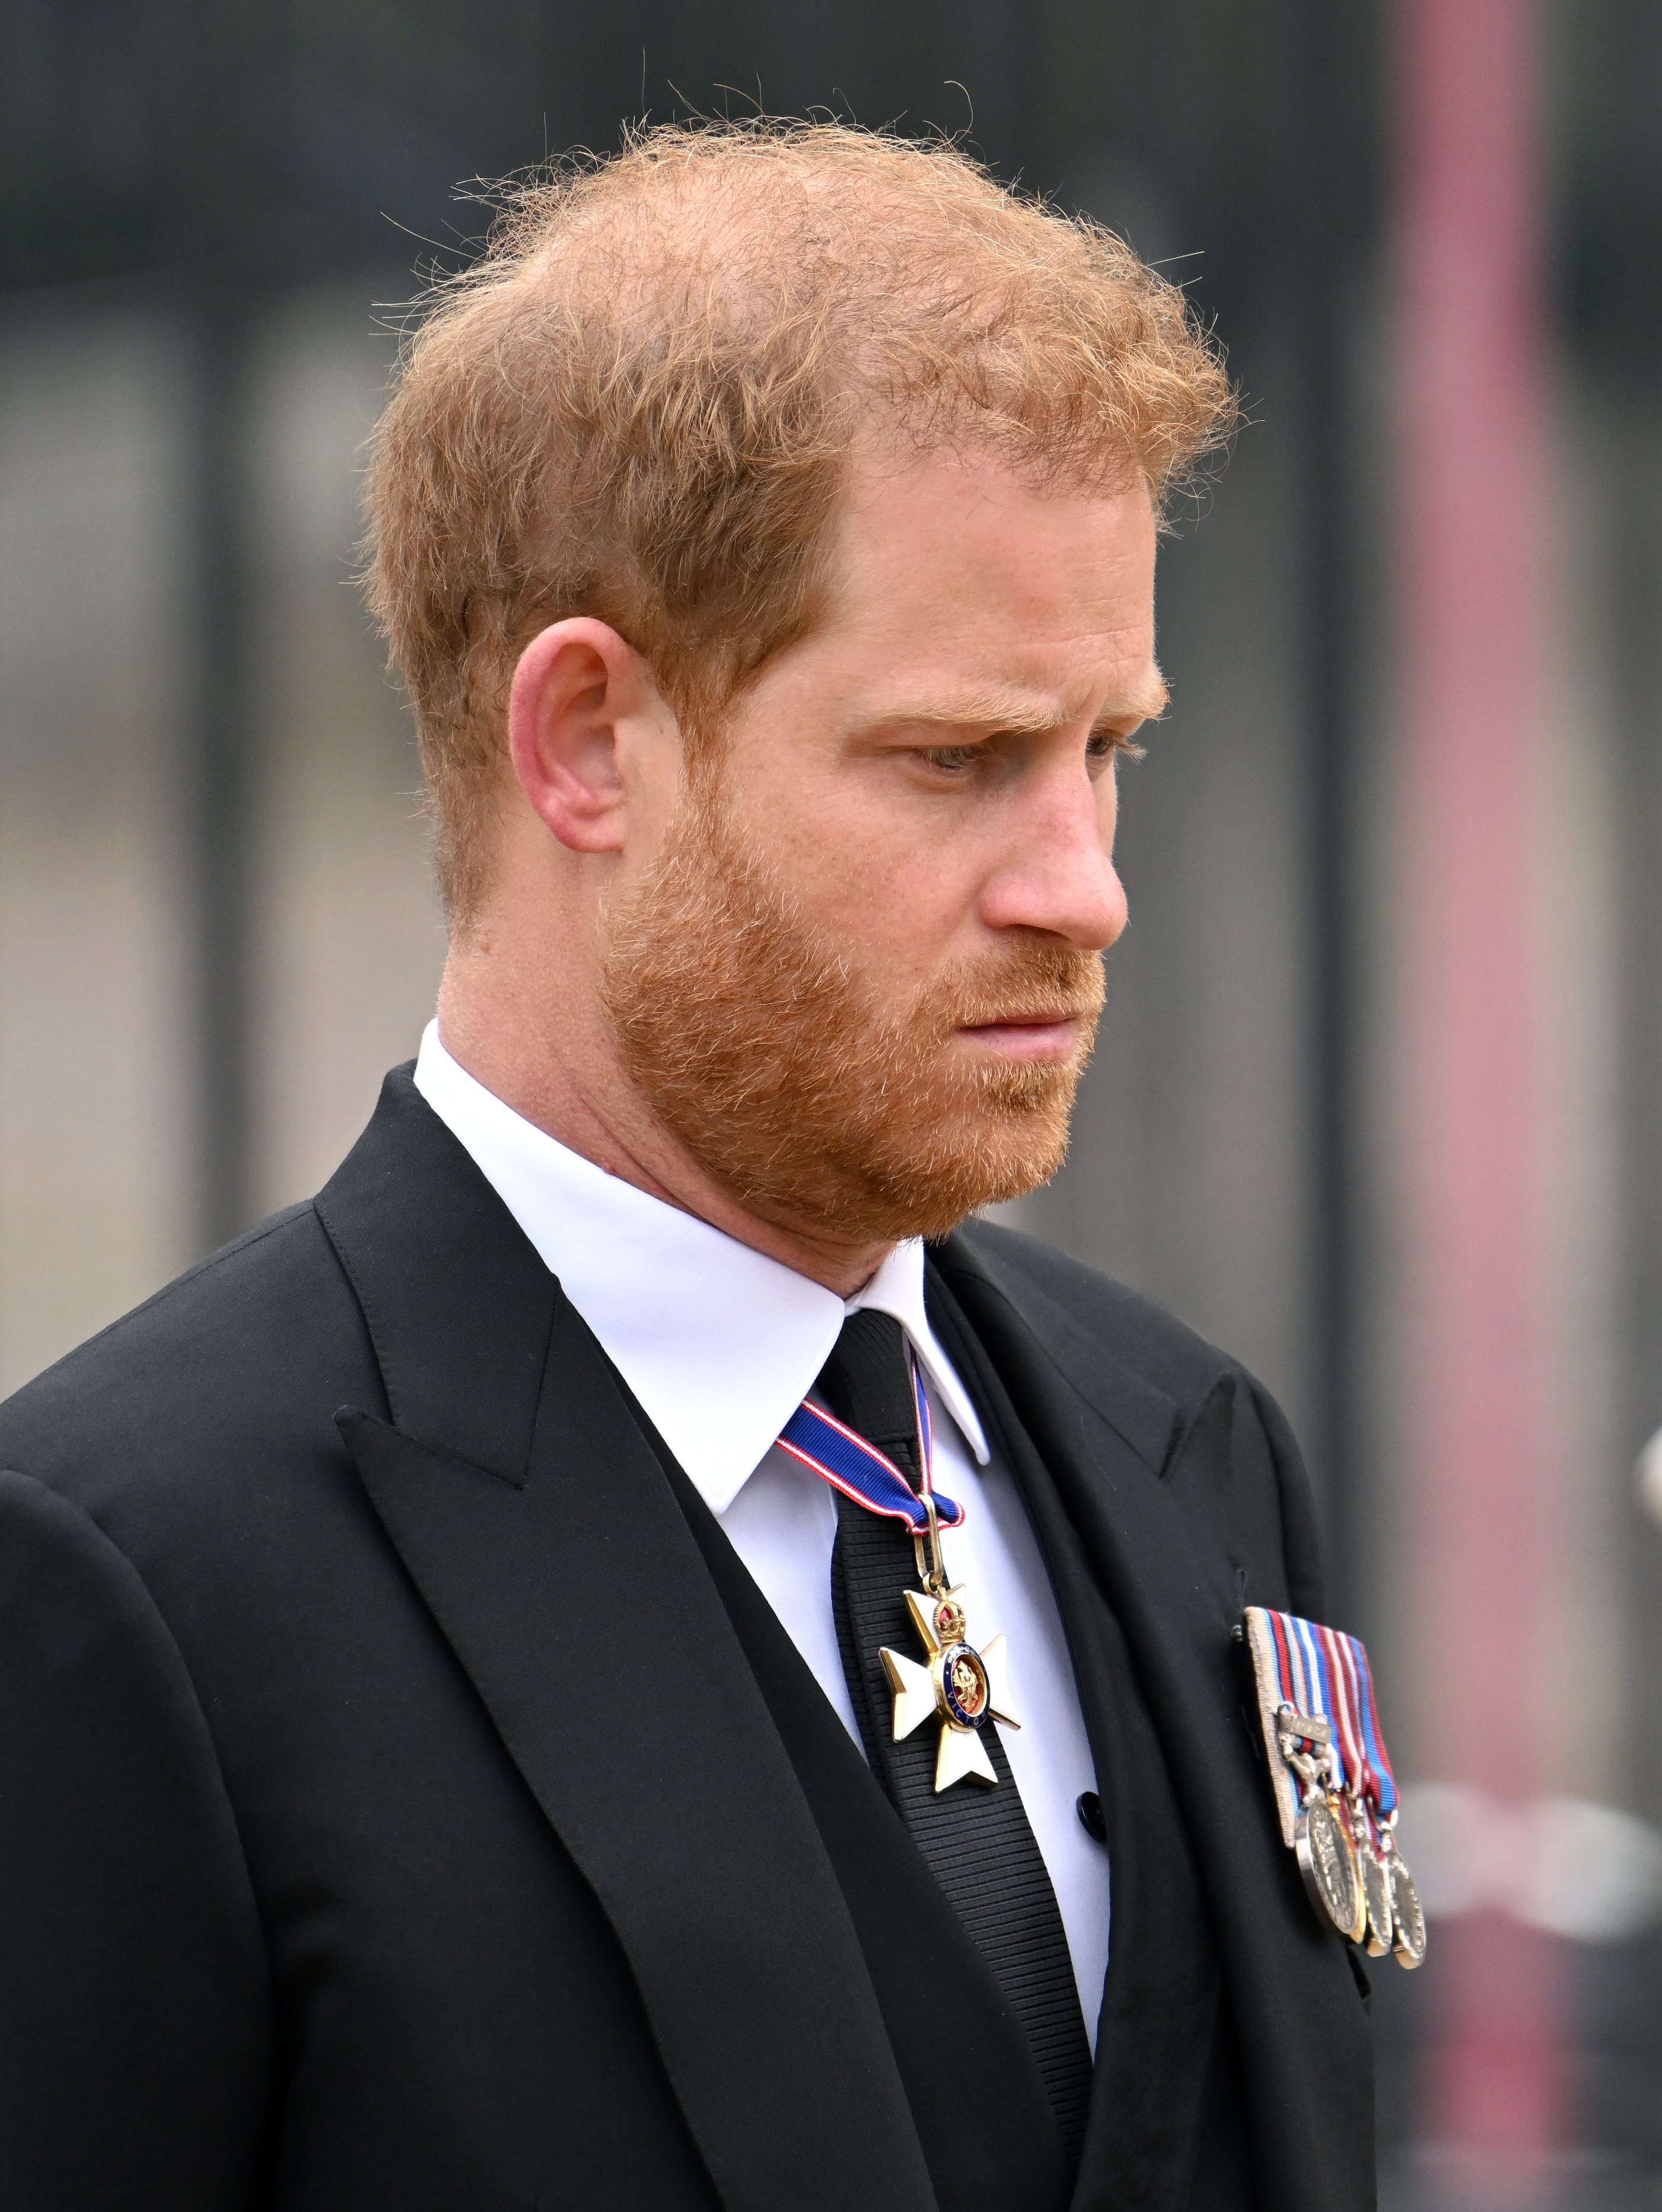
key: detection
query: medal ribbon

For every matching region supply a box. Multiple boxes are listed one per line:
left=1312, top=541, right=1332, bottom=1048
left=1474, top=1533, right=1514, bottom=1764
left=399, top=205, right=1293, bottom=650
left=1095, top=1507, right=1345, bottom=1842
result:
left=777, top=1351, right=966, bottom=1536
left=1262, top=1608, right=1398, bottom=1824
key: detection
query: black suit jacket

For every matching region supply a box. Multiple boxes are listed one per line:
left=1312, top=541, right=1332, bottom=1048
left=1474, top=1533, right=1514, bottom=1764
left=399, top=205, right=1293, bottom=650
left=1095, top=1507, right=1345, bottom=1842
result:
left=0, top=1070, right=1374, bottom=2210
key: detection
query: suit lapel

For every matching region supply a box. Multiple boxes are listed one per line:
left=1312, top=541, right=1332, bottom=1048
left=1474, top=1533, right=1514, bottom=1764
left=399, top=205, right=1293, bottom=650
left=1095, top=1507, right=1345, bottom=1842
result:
left=928, top=1233, right=1375, bottom=2212
left=316, top=1072, right=937, bottom=2212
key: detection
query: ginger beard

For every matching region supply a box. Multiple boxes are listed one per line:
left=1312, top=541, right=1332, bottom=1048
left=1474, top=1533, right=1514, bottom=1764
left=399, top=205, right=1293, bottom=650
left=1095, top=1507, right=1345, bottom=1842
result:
left=600, top=781, right=1107, bottom=1245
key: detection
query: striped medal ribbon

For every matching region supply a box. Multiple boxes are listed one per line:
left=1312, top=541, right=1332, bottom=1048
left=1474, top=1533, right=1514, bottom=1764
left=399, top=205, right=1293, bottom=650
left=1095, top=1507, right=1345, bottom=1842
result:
left=1243, top=1606, right=1425, bottom=1970
left=777, top=1355, right=964, bottom=1536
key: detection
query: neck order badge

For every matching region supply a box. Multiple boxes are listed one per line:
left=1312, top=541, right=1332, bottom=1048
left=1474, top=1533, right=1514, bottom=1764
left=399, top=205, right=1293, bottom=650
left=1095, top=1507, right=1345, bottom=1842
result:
left=778, top=1359, right=1020, bottom=1790
left=1243, top=1606, right=1426, bottom=1968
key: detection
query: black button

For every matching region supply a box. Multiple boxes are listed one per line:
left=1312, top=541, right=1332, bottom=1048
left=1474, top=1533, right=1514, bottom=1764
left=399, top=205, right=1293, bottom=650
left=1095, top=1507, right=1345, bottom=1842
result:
left=1076, top=1790, right=1106, bottom=1844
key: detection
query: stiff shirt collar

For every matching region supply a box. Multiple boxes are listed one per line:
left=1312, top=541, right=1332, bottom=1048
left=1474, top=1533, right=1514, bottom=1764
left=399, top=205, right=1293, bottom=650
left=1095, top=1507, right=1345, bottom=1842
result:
left=412, top=1022, right=989, bottom=1513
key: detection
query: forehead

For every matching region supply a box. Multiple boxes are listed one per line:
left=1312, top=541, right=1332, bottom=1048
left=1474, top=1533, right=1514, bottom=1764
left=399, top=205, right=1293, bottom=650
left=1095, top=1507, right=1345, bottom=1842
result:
left=810, top=441, right=1161, bottom=720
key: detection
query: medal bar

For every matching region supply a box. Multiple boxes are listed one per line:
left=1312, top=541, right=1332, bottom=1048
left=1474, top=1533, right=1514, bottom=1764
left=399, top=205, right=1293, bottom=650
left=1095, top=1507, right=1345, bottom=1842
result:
left=1243, top=1606, right=1425, bottom=1969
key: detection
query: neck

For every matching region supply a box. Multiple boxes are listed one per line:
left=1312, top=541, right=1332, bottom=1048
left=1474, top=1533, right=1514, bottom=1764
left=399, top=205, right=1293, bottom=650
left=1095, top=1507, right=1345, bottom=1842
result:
left=435, top=940, right=893, bottom=1299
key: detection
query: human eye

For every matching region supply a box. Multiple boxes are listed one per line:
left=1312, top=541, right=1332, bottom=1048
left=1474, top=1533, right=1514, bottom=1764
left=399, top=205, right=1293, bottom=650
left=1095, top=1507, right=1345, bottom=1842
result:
left=919, top=743, right=985, bottom=774
left=1086, top=729, right=1142, bottom=772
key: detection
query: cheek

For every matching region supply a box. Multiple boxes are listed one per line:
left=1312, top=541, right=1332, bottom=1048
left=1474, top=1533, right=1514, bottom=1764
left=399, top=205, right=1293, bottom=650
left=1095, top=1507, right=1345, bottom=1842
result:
left=717, top=721, right=983, bottom=984
left=799, top=824, right=985, bottom=986
left=732, top=774, right=922, bottom=918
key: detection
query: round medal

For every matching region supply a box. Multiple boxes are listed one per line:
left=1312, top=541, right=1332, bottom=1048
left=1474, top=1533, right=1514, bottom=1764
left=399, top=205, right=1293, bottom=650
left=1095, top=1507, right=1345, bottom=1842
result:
left=1388, top=1849, right=1428, bottom=1969
left=936, top=1642, right=990, bottom=1730
left=1359, top=1840, right=1394, bottom=1957
left=1295, top=1793, right=1365, bottom=1942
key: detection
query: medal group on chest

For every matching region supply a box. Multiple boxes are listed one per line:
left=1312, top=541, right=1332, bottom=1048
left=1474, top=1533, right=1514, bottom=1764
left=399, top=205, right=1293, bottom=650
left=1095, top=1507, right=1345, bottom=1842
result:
left=1244, top=1606, right=1425, bottom=1968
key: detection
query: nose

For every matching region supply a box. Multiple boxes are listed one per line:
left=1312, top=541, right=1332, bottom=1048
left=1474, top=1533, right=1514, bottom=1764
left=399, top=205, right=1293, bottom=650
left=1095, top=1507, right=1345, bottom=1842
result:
left=976, top=761, right=1129, bottom=951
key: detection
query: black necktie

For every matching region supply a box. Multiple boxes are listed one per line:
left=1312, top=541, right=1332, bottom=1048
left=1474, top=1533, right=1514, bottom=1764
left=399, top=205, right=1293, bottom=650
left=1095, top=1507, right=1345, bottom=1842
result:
left=817, top=1309, right=1094, bottom=2158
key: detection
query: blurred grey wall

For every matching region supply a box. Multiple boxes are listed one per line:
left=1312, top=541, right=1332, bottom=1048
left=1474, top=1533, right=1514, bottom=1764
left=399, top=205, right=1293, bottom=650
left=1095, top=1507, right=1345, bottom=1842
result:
left=0, top=291, right=441, bottom=1393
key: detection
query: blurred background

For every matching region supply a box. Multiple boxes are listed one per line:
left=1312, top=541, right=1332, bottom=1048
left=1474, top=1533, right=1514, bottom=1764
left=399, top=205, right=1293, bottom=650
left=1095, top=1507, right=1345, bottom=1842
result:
left=2, top=0, right=1659, bottom=2201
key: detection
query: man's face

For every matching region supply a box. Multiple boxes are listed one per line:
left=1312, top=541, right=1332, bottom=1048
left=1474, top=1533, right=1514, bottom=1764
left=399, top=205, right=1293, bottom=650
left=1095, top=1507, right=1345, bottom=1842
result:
left=601, top=440, right=1163, bottom=1245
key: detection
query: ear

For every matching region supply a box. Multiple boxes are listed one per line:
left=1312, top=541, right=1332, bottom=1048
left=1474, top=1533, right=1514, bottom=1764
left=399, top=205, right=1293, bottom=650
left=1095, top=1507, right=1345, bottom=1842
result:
left=507, top=618, right=660, bottom=854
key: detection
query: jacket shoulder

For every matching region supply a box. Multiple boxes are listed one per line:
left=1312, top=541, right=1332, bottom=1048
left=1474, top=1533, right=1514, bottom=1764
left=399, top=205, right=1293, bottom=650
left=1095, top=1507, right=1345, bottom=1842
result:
left=0, top=1199, right=378, bottom=1521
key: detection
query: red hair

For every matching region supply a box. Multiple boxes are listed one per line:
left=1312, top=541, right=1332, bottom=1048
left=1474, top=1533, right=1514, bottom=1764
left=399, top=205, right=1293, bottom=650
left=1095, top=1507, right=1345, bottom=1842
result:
left=363, top=120, right=1235, bottom=921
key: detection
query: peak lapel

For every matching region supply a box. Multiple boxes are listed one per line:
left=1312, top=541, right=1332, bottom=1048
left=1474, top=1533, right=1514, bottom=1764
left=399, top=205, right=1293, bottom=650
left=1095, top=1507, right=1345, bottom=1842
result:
left=928, top=1233, right=1374, bottom=2212
left=317, top=1073, right=937, bottom=2212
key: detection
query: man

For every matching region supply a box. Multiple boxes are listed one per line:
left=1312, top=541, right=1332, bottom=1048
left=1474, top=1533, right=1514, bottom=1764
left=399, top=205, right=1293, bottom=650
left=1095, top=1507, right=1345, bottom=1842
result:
left=0, top=124, right=1374, bottom=2209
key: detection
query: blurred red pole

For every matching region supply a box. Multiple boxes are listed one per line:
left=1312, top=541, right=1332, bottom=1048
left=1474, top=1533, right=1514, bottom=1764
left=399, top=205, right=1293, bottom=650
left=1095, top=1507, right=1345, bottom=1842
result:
left=1394, top=0, right=1562, bottom=2195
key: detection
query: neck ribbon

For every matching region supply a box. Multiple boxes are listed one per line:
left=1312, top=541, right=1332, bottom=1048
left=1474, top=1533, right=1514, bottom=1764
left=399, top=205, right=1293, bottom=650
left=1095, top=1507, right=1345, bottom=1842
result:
left=776, top=1348, right=965, bottom=1536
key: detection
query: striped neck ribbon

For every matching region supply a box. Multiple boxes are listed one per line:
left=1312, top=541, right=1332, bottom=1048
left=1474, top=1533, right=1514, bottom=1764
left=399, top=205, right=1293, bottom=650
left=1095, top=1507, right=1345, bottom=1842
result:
left=777, top=1351, right=966, bottom=1537
left=1263, top=1608, right=1398, bottom=1828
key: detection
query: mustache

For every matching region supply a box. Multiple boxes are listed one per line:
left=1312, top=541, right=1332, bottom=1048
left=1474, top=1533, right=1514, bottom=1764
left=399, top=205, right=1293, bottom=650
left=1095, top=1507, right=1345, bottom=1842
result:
left=913, top=945, right=1106, bottom=1036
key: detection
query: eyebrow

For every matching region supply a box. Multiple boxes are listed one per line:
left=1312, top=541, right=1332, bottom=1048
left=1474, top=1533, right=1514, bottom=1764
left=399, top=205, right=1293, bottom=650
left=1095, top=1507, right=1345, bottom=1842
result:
left=858, top=667, right=1170, bottom=736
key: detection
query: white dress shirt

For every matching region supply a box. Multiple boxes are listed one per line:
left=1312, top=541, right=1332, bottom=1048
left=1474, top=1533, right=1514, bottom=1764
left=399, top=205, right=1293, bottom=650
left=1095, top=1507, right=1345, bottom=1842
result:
left=414, top=1021, right=1110, bottom=2035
